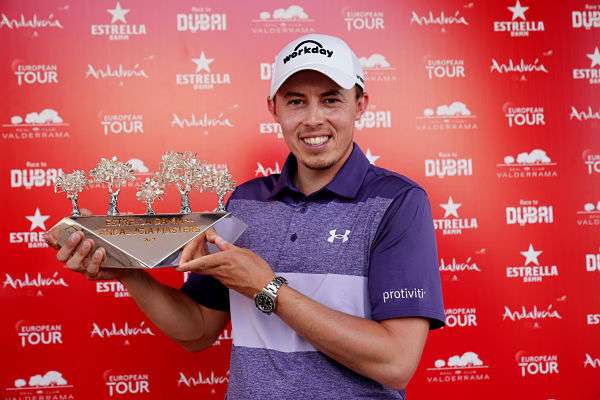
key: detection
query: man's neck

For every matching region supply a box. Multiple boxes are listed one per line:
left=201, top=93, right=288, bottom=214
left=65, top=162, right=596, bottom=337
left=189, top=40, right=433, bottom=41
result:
left=294, top=145, right=353, bottom=196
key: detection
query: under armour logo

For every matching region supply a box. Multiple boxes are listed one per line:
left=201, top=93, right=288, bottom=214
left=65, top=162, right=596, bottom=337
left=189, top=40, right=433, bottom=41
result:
left=327, top=229, right=350, bottom=243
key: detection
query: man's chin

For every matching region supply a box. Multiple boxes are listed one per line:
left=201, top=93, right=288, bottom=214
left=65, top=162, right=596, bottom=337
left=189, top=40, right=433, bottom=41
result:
left=301, top=158, right=337, bottom=171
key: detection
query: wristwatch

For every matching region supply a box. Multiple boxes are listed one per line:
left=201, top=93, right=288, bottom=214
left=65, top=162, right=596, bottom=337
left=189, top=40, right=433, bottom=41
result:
left=254, top=276, right=288, bottom=314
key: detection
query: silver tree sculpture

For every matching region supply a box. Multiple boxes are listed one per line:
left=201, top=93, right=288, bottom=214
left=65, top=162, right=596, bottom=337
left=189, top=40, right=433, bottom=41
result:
left=136, top=176, right=164, bottom=215
left=204, top=166, right=236, bottom=212
left=90, top=157, right=135, bottom=216
left=54, top=170, right=88, bottom=217
left=158, top=151, right=206, bottom=214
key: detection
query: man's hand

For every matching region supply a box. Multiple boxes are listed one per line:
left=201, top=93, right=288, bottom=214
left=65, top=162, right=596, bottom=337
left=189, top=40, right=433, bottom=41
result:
left=176, top=230, right=274, bottom=299
left=45, top=209, right=139, bottom=281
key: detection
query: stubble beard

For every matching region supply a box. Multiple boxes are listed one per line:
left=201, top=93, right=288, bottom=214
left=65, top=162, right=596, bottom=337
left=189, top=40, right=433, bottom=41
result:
left=302, top=156, right=338, bottom=171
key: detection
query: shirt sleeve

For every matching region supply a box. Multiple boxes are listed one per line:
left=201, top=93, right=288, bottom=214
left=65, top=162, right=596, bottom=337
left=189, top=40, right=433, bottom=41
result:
left=368, top=187, right=445, bottom=329
left=181, top=273, right=229, bottom=312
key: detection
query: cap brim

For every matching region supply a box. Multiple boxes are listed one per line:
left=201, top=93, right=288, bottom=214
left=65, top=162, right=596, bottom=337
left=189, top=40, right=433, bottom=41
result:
left=270, top=63, right=356, bottom=98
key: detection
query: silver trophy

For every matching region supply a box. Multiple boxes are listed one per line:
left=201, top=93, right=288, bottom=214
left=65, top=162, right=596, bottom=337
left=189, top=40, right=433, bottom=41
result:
left=54, top=170, right=88, bottom=217
left=48, top=152, right=240, bottom=269
left=159, top=151, right=207, bottom=214
left=136, top=176, right=164, bottom=215
left=90, top=157, right=135, bottom=216
left=205, top=166, right=235, bottom=212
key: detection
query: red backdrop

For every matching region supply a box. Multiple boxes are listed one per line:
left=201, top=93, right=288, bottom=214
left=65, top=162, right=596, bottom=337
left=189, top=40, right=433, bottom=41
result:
left=1, top=0, right=599, bottom=399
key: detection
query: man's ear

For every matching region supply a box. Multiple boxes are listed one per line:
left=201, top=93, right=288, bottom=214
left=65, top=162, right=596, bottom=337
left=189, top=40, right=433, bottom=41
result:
left=267, top=96, right=277, bottom=120
left=355, top=92, right=369, bottom=121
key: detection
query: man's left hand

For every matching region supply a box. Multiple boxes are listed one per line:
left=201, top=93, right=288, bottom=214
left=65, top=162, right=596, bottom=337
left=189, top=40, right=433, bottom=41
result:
left=176, top=230, right=275, bottom=299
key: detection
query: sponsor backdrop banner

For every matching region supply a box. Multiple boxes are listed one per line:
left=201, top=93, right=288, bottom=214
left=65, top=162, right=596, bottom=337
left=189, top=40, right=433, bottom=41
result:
left=1, top=0, right=599, bottom=398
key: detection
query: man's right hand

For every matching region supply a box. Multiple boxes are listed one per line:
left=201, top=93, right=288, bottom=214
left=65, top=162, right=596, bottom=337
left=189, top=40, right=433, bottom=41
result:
left=45, top=209, right=139, bottom=281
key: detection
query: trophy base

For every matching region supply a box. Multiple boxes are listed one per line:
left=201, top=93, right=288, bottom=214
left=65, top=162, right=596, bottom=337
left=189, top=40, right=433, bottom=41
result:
left=48, top=212, right=230, bottom=269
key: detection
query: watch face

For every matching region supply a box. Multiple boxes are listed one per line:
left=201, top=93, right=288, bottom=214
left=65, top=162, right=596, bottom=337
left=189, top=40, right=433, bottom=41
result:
left=255, top=293, right=275, bottom=313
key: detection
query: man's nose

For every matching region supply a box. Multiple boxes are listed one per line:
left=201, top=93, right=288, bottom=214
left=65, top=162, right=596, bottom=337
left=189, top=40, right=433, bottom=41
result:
left=303, top=102, right=325, bottom=126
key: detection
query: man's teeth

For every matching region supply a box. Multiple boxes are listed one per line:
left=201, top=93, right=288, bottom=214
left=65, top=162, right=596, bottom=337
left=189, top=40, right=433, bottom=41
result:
left=302, top=136, right=329, bottom=145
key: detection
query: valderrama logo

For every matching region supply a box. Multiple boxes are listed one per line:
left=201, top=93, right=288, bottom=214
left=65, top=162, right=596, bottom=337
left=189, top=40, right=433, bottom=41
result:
left=283, top=40, right=333, bottom=64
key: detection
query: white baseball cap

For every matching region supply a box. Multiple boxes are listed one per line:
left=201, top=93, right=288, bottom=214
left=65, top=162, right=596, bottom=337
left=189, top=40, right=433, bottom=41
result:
left=269, top=33, right=365, bottom=98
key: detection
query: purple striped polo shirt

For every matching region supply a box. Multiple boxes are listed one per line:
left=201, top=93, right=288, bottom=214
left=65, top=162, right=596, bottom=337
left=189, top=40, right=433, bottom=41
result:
left=182, top=143, right=445, bottom=399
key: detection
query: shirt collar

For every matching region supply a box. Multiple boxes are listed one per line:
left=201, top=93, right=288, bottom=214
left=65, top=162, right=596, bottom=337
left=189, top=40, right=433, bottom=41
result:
left=269, top=143, right=370, bottom=200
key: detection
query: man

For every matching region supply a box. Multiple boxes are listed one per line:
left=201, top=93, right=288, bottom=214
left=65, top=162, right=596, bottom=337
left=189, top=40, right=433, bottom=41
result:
left=47, top=34, right=445, bottom=399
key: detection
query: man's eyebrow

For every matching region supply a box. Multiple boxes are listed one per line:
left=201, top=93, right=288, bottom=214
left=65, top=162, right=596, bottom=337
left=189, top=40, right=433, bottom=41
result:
left=283, top=91, right=306, bottom=98
left=321, top=90, right=342, bottom=96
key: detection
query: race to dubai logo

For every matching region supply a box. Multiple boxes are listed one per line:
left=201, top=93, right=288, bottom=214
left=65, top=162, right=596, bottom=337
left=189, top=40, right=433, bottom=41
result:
left=505, top=243, right=559, bottom=283
left=91, top=1, right=147, bottom=40
left=490, top=52, right=550, bottom=81
left=259, top=121, right=282, bottom=139
left=6, top=371, right=74, bottom=399
left=2, top=108, right=70, bottom=141
left=16, top=321, right=63, bottom=347
left=570, top=105, right=600, bottom=123
left=177, top=6, right=227, bottom=32
left=496, top=149, right=558, bottom=179
left=434, top=196, right=478, bottom=236
left=13, top=62, right=58, bottom=86
left=502, top=301, right=563, bottom=328
left=572, top=4, right=600, bottom=30
left=583, top=150, right=600, bottom=175
left=425, top=152, right=473, bottom=179
left=0, top=12, right=63, bottom=36
left=516, top=352, right=559, bottom=377
left=255, top=162, right=282, bottom=177
left=503, top=104, right=545, bottom=127
left=426, top=351, right=490, bottom=383
left=359, top=54, right=397, bottom=82
left=251, top=5, right=315, bottom=34
left=10, top=161, right=63, bottom=189
left=577, top=200, right=600, bottom=226
left=355, top=105, right=392, bottom=130
left=444, top=308, right=477, bottom=328
left=424, top=57, right=465, bottom=80
left=493, top=0, right=544, bottom=37
left=409, top=6, right=471, bottom=32
left=506, top=200, right=554, bottom=226
left=572, top=47, right=600, bottom=85
left=175, top=52, right=231, bottom=90
left=8, top=208, right=49, bottom=249
left=416, top=101, right=478, bottom=131
left=343, top=9, right=384, bottom=31
left=86, top=62, right=149, bottom=85
left=586, top=249, right=600, bottom=272
left=104, top=371, right=150, bottom=397
left=439, top=249, right=485, bottom=281
left=259, top=60, right=275, bottom=81
left=100, top=113, right=144, bottom=135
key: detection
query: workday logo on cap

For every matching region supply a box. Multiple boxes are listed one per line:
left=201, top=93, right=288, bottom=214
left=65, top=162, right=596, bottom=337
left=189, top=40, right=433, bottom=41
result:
left=270, top=33, right=365, bottom=97
left=283, top=39, right=334, bottom=64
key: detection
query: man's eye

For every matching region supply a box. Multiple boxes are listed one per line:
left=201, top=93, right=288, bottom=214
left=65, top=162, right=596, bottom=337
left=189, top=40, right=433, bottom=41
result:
left=287, top=99, right=303, bottom=105
left=324, top=98, right=340, bottom=104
